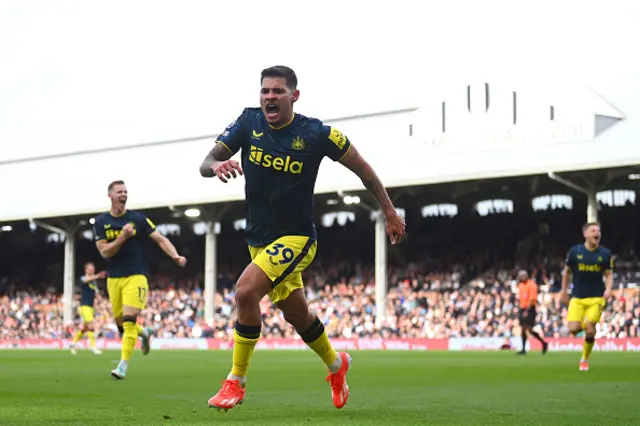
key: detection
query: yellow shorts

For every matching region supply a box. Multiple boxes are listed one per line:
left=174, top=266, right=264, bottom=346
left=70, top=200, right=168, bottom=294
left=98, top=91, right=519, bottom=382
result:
left=567, top=297, right=606, bottom=324
left=249, top=235, right=317, bottom=304
left=107, top=274, right=149, bottom=318
left=78, top=306, right=95, bottom=323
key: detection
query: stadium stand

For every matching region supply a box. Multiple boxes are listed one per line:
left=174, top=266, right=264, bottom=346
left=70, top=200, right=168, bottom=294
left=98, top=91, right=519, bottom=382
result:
left=2, top=192, right=639, bottom=343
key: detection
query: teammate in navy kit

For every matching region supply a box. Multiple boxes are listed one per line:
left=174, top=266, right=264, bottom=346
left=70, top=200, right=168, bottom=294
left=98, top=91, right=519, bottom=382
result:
left=70, top=261, right=106, bottom=355
left=561, top=222, right=614, bottom=371
left=93, top=180, right=187, bottom=380
left=200, top=66, right=406, bottom=411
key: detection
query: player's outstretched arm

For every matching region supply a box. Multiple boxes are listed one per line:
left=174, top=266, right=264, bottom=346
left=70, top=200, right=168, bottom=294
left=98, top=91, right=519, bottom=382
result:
left=338, top=144, right=406, bottom=244
left=149, top=231, right=187, bottom=267
left=82, top=271, right=106, bottom=282
left=199, top=143, right=243, bottom=183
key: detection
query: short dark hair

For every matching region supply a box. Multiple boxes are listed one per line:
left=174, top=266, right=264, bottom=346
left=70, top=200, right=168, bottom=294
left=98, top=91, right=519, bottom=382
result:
left=108, top=180, right=125, bottom=192
left=261, top=66, right=297, bottom=91
left=582, top=222, right=600, bottom=231
left=84, top=261, right=94, bottom=269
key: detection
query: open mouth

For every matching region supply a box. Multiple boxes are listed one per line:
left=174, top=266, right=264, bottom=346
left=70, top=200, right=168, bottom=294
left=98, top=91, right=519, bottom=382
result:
left=265, top=103, right=279, bottom=120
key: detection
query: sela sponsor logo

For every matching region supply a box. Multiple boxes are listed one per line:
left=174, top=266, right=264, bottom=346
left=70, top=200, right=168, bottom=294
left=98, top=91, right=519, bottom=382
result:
left=577, top=262, right=602, bottom=272
left=248, top=145, right=304, bottom=174
left=105, top=224, right=137, bottom=241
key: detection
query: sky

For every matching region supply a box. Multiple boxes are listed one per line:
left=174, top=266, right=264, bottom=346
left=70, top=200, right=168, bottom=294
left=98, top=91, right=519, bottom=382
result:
left=0, top=0, right=638, bottom=161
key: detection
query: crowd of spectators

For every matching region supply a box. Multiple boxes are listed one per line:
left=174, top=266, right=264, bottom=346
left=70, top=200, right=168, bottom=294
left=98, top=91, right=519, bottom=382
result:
left=2, top=204, right=639, bottom=341
left=2, top=262, right=638, bottom=342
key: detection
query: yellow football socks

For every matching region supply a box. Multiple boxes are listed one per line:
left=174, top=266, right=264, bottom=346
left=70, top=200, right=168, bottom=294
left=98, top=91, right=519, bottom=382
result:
left=72, top=330, right=96, bottom=348
left=300, top=317, right=339, bottom=371
left=121, top=321, right=138, bottom=361
left=582, top=337, right=595, bottom=361
left=87, top=331, right=96, bottom=348
left=72, top=330, right=84, bottom=344
left=308, top=331, right=339, bottom=367
left=230, top=323, right=261, bottom=378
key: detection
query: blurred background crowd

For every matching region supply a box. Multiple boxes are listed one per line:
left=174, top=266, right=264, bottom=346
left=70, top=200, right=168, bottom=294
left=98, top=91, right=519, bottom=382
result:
left=2, top=204, right=639, bottom=342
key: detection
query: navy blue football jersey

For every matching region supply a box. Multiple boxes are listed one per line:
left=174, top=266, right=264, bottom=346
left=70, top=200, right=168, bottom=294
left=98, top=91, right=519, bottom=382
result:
left=565, top=244, right=614, bottom=298
left=93, top=210, right=156, bottom=278
left=216, top=108, right=352, bottom=247
left=79, top=275, right=98, bottom=307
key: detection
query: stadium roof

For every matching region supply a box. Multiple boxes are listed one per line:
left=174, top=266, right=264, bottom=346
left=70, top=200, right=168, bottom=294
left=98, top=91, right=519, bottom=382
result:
left=2, top=75, right=639, bottom=223
left=4, top=165, right=638, bottom=235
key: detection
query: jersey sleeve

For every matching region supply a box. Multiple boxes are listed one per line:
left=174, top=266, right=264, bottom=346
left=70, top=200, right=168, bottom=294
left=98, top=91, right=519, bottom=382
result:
left=137, top=212, right=157, bottom=237
left=604, top=250, right=614, bottom=271
left=319, top=124, right=352, bottom=161
left=564, top=247, right=576, bottom=268
left=215, top=109, right=250, bottom=155
left=93, top=216, right=107, bottom=242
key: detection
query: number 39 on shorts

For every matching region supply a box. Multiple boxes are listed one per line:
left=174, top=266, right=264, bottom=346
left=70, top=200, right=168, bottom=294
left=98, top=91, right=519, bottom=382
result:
left=265, top=243, right=294, bottom=265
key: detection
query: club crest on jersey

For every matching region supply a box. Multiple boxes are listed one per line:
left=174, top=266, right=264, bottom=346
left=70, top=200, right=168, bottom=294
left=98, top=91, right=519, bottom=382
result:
left=291, top=137, right=305, bottom=150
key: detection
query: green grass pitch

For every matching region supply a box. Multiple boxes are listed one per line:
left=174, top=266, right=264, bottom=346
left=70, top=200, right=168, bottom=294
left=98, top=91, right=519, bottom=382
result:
left=0, top=350, right=638, bottom=425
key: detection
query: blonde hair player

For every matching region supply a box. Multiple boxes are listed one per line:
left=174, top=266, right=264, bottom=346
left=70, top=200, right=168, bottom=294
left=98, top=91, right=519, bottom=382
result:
left=93, top=180, right=187, bottom=380
left=561, top=222, right=614, bottom=371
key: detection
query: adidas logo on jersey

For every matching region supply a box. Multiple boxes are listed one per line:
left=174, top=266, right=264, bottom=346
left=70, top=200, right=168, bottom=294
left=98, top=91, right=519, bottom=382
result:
left=248, top=145, right=304, bottom=174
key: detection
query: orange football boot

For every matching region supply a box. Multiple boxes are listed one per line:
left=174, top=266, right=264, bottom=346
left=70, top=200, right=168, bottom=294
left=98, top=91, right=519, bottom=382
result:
left=208, top=379, right=246, bottom=412
left=326, top=352, right=352, bottom=409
